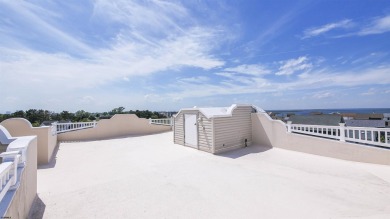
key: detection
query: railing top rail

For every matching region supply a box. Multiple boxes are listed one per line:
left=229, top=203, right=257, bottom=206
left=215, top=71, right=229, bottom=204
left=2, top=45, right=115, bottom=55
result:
left=57, top=122, right=96, bottom=125
left=290, top=124, right=340, bottom=129
left=344, top=126, right=390, bottom=131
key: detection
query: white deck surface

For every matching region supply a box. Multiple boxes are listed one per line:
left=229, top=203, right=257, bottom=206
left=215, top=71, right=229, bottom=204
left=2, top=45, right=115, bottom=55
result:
left=37, top=132, right=390, bottom=219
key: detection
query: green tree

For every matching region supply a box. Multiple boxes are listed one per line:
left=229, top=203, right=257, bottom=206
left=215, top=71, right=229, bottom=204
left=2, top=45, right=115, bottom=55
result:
left=109, top=107, right=125, bottom=115
left=60, top=111, right=74, bottom=121
left=12, top=110, right=26, bottom=118
left=25, top=109, right=39, bottom=124
left=74, top=110, right=91, bottom=122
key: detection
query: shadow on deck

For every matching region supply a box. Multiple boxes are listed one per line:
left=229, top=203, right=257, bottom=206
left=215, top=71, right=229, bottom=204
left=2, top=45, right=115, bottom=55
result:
left=218, top=145, right=272, bottom=159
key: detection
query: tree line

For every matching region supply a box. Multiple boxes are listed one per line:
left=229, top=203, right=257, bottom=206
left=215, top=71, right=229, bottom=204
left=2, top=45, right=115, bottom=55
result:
left=0, top=107, right=168, bottom=127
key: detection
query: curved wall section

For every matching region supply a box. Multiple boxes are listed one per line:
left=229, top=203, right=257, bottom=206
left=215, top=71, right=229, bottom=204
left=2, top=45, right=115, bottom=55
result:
left=57, top=114, right=172, bottom=142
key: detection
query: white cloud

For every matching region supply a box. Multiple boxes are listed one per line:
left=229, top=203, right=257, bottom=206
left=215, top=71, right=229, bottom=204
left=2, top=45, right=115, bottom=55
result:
left=0, top=1, right=226, bottom=112
left=178, top=76, right=210, bottom=83
left=0, top=1, right=93, bottom=54
left=312, top=92, right=334, bottom=99
left=162, top=65, right=390, bottom=101
left=79, top=96, right=95, bottom=104
left=215, top=72, right=254, bottom=85
left=351, top=52, right=387, bottom=64
left=144, top=94, right=162, bottom=103
left=224, top=64, right=271, bottom=76
left=275, top=56, right=312, bottom=76
left=303, top=15, right=390, bottom=39
left=361, top=91, right=375, bottom=96
left=303, top=19, right=352, bottom=39
left=359, top=15, right=390, bottom=35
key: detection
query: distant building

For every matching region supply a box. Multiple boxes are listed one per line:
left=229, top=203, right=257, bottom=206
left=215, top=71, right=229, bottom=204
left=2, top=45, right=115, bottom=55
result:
left=384, top=113, right=390, bottom=127
left=40, top=120, right=58, bottom=127
left=158, top=111, right=177, bottom=118
left=354, top=114, right=384, bottom=120
left=341, top=113, right=357, bottom=121
left=345, top=120, right=386, bottom=128
left=288, top=114, right=344, bottom=126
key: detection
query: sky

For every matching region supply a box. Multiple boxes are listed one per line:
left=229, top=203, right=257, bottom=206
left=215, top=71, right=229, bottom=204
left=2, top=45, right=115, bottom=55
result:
left=1, top=0, right=390, bottom=113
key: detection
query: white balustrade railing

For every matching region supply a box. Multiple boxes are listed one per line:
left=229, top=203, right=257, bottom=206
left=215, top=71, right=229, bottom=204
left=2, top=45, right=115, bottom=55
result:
left=0, top=125, right=31, bottom=205
left=344, top=126, right=390, bottom=148
left=0, top=162, right=15, bottom=202
left=289, top=123, right=341, bottom=140
left=287, top=121, right=390, bottom=148
left=149, top=118, right=173, bottom=126
left=0, top=148, right=23, bottom=203
left=55, top=121, right=97, bottom=134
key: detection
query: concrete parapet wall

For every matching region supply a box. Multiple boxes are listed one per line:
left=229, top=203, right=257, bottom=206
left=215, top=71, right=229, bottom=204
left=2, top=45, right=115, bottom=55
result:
left=57, top=114, right=172, bottom=142
left=3, top=136, right=37, bottom=219
left=1, top=118, right=57, bottom=165
left=252, top=113, right=390, bottom=165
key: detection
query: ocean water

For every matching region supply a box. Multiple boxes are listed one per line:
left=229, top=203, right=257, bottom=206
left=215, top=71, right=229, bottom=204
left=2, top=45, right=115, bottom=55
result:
left=267, top=108, right=390, bottom=116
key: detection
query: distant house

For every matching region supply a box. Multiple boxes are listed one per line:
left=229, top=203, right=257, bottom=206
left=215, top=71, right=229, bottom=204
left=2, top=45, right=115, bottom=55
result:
left=268, top=112, right=284, bottom=121
left=309, top=111, right=323, bottom=115
left=354, top=114, right=384, bottom=120
left=384, top=113, right=390, bottom=127
left=40, top=120, right=58, bottom=127
left=341, top=113, right=357, bottom=121
left=346, top=120, right=386, bottom=128
left=288, top=114, right=344, bottom=126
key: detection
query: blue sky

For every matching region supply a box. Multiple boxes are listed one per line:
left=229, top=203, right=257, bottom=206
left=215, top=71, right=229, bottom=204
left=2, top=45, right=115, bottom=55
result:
left=1, top=0, right=390, bottom=112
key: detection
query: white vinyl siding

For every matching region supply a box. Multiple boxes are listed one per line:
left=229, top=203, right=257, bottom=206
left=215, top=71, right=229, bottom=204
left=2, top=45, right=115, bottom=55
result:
left=174, top=113, right=184, bottom=145
left=213, top=106, right=253, bottom=153
left=197, top=113, right=213, bottom=152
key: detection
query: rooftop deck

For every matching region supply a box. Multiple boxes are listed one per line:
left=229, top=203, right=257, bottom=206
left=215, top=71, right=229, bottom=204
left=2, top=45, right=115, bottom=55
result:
left=34, top=132, right=390, bottom=219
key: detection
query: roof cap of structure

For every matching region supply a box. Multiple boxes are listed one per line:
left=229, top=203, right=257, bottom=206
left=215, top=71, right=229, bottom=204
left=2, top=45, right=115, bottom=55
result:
left=178, top=104, right=265, bottom=119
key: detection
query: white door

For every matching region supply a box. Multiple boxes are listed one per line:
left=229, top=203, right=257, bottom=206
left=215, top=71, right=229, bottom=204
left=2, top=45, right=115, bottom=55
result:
left=184, top=114, right=198, bottom=147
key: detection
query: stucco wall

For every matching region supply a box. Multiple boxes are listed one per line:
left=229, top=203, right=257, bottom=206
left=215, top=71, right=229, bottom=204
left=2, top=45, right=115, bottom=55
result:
left=4, top=136, right=37, bottom=219
left=252, top=113, right=390, bottom=165
left=58, top=114, right=172, bottom=142
left=1, top=118, right=57, bottom=165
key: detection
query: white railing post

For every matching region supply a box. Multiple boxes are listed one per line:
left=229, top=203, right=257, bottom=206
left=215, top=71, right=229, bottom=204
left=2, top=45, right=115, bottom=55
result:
left=339, top=123, right=345, bottom=142
left=287, top=121, right=292, bottom=133
left=51, top=122, right=58, bottom=136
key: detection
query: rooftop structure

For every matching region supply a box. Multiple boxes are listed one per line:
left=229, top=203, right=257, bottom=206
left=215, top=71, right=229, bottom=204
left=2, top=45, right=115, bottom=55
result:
left=174, top=104, right=262, bottom=154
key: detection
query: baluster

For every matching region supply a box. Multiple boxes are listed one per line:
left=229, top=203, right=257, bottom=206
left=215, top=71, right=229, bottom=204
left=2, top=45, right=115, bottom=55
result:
left=369, top=130, right=373, bottom=142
